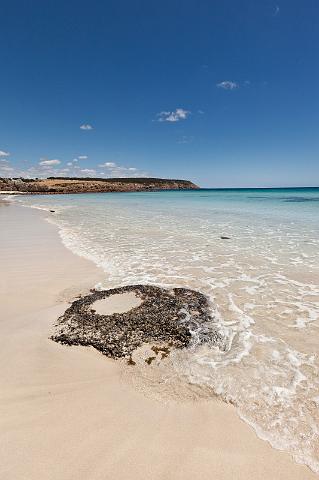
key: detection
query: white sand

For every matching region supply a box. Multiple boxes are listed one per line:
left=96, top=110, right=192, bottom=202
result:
left=0, top=202, right=317, bottom=480
left=92, top=292, right=142, bottom=314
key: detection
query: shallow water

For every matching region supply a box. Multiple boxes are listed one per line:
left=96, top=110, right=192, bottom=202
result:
left=18, top=188, right=319, bottom=473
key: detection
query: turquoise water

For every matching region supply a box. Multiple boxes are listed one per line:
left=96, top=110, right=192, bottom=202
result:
left=17, top=188, right=319, bottom=473
left=22, top=185, right=319, bottom=215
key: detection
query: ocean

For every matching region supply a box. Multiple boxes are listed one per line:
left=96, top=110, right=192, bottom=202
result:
left=17, top=187, right=319, bottom=473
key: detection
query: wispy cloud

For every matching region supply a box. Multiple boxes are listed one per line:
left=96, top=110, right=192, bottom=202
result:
left=274, top=5, right=280, bottom=16
left=0, top=157, right=80, bottom=179
left=39, top=159, right=61, bottom=166
left=80, top=168, right=96, bottom=175
left=216, top=81, right=239, bottom=90
left=157, top=108, right=191, bottom=122
left=0, top=165, right=14, bottom=172
left=0, top=150, right=10, bottom=157
left=0, top=154, right=148, bottom=180
left=98, top=161, right=148, bottom=178
left=77, top=155, right=88, bottom=159
left=80, top=124, right=93, bottom=130
left=99, top=162, right=116, bottom=168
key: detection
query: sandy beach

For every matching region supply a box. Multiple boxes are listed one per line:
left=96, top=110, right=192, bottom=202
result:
left=0, top=200, right=317, bottom=480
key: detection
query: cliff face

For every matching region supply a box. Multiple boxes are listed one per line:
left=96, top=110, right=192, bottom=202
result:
left=0, top=177, right=199, bottom=194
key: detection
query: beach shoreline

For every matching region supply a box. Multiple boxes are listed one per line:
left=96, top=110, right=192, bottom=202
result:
left=0, top=199, right=317, bottom=479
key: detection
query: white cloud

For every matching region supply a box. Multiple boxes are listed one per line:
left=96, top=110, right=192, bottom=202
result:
left=157, top=108, right=191, bottom=122
left=217, top=81, right=239, bottom=90
left=0, top=165, right=14, bottom=172
left=0, top=160, right=74, bottom=179
left=97, top=161, right=148, bottom=178
left=99, top=162, right=117, bottom=168
left=0, top=150, right=10, bottom=157
left=69, top=156, right=86, bottom=164
left=80, top=168, right=96, bottom=175
left=274, top=5, right=280, bottom=16
left=80, top=124, right=93, bottom=130
left=39, top=159, right=61, bottom=166
left=0, top=156, right=148, bottom=180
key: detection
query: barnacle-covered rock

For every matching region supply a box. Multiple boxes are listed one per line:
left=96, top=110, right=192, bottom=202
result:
left=51, top=285, right=222, bottom=359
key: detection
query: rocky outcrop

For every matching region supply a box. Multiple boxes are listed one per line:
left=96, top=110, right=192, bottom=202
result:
left=51, top=285, right=222, bottom=360
left=0, top=177, right=198, bottom=194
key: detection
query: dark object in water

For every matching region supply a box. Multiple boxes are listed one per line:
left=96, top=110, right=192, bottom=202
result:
left=145, top=356, right=156, bottom=365
left=282, top=196, right=319, bottom=203
left=51, top=284, right=222, bottom=360
left=127, top=356, right=136, bottom=366
left=220, top=236, right=231, bottom=240
left=151, top=345, right=171, bottom=360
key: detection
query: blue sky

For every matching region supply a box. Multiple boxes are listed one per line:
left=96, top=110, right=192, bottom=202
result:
left=0, top=0, right=318, bottom=187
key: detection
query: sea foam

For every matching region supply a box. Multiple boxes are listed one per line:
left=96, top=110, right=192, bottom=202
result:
left=18, top=189, right=319, bottom=473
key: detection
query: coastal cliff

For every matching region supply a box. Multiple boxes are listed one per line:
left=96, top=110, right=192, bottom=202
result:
left=0, top=177, right=199, bottom=194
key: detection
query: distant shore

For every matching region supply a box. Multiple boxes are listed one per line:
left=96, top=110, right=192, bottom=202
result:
left=0, top=177, right=199, bottom=195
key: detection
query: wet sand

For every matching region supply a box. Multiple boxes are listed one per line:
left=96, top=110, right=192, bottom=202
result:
left=0, top=201, right=317, bottom=479
left=92, top=292, right=142, bottom=314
